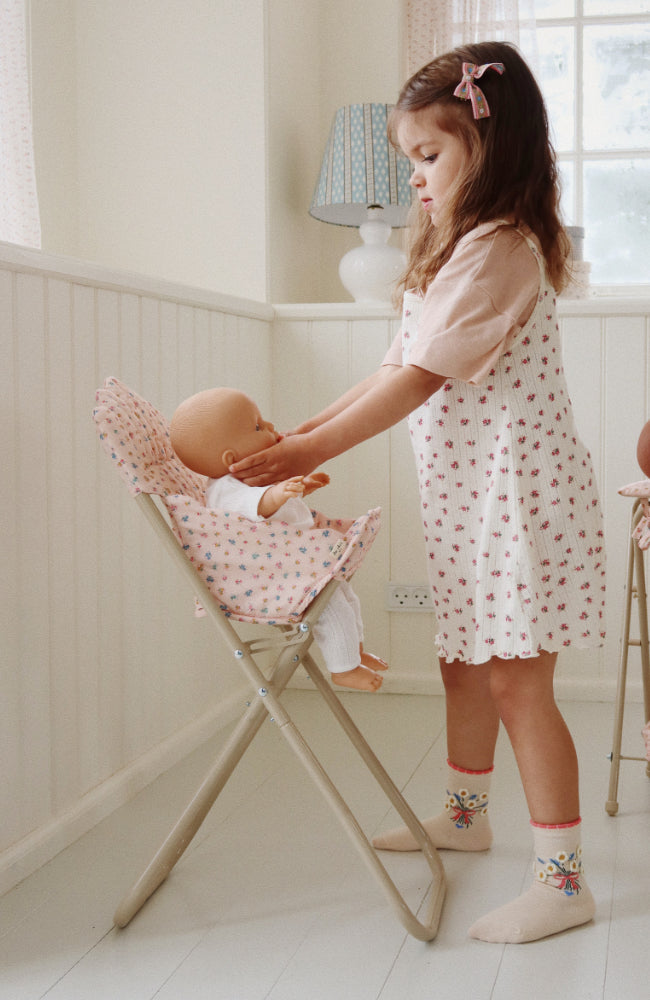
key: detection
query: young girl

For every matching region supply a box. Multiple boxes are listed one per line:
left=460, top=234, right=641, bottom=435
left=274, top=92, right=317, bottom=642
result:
left=230, top=41, right=606, bottom=943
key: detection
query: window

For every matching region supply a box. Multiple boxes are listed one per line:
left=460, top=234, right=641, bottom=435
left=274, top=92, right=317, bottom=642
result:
left=535, top=1, right=650, bottom=287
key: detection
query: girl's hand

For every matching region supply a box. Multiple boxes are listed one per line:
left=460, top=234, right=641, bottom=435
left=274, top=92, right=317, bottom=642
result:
left=230, top=433, right=318, bottom=487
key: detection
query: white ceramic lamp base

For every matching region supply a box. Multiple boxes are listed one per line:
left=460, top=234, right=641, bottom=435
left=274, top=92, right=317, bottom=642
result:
left=339, top=208, right=406, bottom=305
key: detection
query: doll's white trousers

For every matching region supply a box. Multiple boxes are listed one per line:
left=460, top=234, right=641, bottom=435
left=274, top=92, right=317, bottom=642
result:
left=312, top=579, right=364, bottom=674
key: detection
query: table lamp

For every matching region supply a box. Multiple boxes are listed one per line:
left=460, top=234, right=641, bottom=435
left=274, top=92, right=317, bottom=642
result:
left=309, top=103, right=412, bottom=304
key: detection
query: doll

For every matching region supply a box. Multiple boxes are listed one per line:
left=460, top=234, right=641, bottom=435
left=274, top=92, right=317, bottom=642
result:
left=170, top=387, right=387, bottom=692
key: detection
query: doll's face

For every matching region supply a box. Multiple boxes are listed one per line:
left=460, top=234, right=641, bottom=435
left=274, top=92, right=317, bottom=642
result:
left=171, top=388, right=280, bottom=479
left=228, top=396, right=280, bottom=460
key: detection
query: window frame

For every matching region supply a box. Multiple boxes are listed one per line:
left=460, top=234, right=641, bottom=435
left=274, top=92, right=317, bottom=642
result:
left=535, top=1, right=650, bottom=294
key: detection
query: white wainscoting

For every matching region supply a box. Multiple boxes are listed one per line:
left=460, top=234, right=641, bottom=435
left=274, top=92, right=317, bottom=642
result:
left=0, top=244, right=274, bottom=894
left=2, top=240, right=649, bottom=895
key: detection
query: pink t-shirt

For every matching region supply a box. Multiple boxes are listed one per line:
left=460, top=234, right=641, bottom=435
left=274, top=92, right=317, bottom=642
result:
left=383, top=222, right=541, bottom=386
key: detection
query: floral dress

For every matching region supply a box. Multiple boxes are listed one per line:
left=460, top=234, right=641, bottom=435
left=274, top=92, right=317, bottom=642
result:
left=399, top=230, right=606, bottom=664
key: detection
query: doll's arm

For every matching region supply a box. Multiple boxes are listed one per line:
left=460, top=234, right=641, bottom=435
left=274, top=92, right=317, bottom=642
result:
left=257, top=476, right=306, bottom=518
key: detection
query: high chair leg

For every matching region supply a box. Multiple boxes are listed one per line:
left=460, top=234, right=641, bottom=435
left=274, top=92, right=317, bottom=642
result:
left=114, top=694, right=269, bottom=928
left=606, top=530, right=636, bottom=816
left=114, top=603, right=316, bottom=928
left=636, top=538, right=650, bottom=741
left=607, top=499, right=650, bottom=816
left=115, top=580, right=445, bottom=940
left=297, top=650, right=446, bottom=941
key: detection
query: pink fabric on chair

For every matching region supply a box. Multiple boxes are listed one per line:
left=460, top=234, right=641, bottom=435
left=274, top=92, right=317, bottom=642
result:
left=94, top=377, right=381, bottom=625
left=94, top=377, right=206, bottom=500
left=166, top=496, right=380, bottom=625
left=619, top=481, right=650, bottom=551
left=618, top=480, right=650, bottom=499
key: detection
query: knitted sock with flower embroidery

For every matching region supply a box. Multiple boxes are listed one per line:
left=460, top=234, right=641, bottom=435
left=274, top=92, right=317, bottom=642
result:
left=468, top=819, right=595, bottom=943
left=372, top=760, right=493, bottom=852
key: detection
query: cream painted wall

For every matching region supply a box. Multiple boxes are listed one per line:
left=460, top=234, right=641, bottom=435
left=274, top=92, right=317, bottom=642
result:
left=30, top=0, right=406, bottom=304
left=30, top=0, right=78, bottom=257
left=266, top=0, right=323, bottom=304
left=31, top=0, right=268, bottom=302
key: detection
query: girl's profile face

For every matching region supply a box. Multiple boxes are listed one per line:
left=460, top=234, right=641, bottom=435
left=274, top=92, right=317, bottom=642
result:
left=397, top=106, right=470, bottom=224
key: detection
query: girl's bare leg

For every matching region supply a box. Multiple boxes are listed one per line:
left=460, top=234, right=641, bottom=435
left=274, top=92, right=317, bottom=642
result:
left=373, top=657, right=499, bottom=851
left=440, top=658, right=500, bottom=771
left=488, top=651, right=579, bottom=823
left=470, top=651, right=594, bottom=943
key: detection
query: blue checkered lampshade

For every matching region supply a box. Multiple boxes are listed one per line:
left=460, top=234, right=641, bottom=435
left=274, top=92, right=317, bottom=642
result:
left=310, top=103, right=412, bottom=228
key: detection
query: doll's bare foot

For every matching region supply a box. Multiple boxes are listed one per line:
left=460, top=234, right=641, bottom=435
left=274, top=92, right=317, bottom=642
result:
left=332, top=666, right=383, bottom=692
left=360, top=650, right=389, bottom=672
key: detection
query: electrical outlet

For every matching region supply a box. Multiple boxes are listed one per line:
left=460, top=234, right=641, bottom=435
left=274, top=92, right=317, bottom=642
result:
left=386, top=583, right=434, bottom=612
left=411, top=587, right=434, bottom=610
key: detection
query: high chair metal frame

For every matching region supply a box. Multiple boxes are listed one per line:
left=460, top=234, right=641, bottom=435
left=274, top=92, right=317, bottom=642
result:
left=606, top=497, right=650, bottom=816
left=94, top=378, right=446, bottom=941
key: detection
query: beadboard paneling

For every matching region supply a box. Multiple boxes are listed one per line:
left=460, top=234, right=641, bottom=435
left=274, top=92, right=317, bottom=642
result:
left=0, top=247, right=274, bottom=893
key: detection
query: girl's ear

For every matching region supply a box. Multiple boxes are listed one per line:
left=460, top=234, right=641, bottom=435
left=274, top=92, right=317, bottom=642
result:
left=222, top=448, right=237, bottom=468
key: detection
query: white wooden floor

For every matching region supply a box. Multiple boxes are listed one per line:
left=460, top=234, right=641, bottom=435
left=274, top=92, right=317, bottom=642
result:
left=1, top=690, right=649, bottom=1000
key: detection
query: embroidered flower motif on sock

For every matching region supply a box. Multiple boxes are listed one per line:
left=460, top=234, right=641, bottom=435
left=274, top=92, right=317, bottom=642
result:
left=445, top=788, right=489, bottom=829
left=535, top=847, right=583, bottom=896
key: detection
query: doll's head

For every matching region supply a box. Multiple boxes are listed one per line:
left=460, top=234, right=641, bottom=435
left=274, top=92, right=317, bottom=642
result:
left=637, top=420, right=650, bottom=478
left=170, top=388, right=279, bottom=479
left=391, top=40, right=569, bottom=293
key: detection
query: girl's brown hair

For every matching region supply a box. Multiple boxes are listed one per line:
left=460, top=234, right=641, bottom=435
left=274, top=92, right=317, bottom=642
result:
left=391, top=41, right=571, bottom=295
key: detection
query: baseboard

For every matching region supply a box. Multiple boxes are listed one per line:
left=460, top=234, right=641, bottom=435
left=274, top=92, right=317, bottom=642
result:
left=0, top=686, right=248, bottom=898
left=290, top=669, right=644, bottom=704
left=287, top=668, right=445, bottom=697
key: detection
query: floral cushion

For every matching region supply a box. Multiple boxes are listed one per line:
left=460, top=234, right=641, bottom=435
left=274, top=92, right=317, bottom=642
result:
left=165, top=496, right=380, bottom=624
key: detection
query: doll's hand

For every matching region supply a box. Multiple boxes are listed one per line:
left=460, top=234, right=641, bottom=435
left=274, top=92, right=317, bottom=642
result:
left=276, top=476, right=307, bottom=502
left=300, top=472, right=330, bottom=497
left=258, top=476, right=305, bottom=517
left=230, top=434, right=318, bottom=487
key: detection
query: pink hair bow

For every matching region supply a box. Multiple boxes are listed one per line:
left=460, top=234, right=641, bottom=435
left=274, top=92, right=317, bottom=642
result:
left=453, top=62, right=505, bottom=119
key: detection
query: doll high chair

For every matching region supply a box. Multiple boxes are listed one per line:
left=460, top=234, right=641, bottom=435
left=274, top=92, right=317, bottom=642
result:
left=93, top=377, right=445, bottom=940
left=605, top=424, right=650, bottom=815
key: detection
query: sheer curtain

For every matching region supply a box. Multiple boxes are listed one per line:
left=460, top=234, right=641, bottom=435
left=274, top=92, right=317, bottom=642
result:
left=406, top=0, right=537, bottom=75
left=0, top=0, right=41, bottom=247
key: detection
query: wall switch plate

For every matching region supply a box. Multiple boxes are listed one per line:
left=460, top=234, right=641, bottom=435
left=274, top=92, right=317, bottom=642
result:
left=386, top=583, right=434, bottom=612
